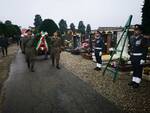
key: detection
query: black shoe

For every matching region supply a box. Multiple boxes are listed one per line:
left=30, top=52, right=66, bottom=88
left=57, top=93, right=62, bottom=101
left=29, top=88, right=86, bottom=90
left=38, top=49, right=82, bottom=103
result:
left=132, top=83, right=139, bottom=88
left=97, top=68, right=101, bottom=71
left=27, top=64, right=30, bottom=69
left=56, top=65, right=61, bottom=69
left=94, top=67, right=101, bottom=71
left=128, top=81, right=135, bottom=86
left=94, top=67, right=99, bottom=70
left=30, top=68, right=35, bottom=72
left=31, top=70, right=35, bottom=72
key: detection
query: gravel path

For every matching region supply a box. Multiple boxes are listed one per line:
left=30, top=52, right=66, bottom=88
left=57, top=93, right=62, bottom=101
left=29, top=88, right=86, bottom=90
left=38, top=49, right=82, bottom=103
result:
left=60, top=51, right=150, bottom=113
left=0, top=44, right=18, bottom=90
left=0, top=44, right=18, bottom=113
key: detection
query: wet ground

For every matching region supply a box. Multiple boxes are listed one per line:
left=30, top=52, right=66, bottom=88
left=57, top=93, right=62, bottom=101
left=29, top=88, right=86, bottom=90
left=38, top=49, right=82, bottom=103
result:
left=1, top=50, right=122, bottom=113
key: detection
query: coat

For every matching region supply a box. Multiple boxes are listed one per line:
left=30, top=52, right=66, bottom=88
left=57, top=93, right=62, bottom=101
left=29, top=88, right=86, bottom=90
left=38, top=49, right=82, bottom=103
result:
left=0, top=37, right=8, bottom=47
left=24, top=36, right=36, bottom=59
left=51, top=36, right=61, bottom=54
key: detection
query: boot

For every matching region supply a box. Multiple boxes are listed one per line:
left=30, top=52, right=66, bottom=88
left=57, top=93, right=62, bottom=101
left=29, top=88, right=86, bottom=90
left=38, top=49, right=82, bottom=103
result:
left=27, top=62, right=30, bottom=69
left=128, top=81, right=135, bottom=86
left=132, top=83, right=139, bottom=88
left=30, top=63, right=35, bottom=72
left=94, top=67, right=101, bottom=71
left=52, top=59, right=55, bottom=66
left=56, top=65, right=61, bottom=69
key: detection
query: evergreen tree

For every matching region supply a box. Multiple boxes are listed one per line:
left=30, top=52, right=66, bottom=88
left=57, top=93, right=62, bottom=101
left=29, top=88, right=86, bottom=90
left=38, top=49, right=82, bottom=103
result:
left=0, top=20, right=21, bottom=37
left=34, top=14, right=42, bottom=28
left=0, top=23, right=6, bottom=35
left=78, top=21, right=85, bottom=34
left=70, top=23, right=76, bottom=33
left=142, top=0, right=150, bottom=35
left=5, top=20, right=12, bottom=25
left=39, top=19, right=59, bottom=36
left=59, top=19, right=67, bottom=34
left=86, top=24, right=91, bottom=34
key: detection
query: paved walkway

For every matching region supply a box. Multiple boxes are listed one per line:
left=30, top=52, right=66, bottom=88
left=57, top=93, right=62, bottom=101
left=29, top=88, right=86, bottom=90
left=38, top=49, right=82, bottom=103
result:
left=1, top=50, right=122, bottom=113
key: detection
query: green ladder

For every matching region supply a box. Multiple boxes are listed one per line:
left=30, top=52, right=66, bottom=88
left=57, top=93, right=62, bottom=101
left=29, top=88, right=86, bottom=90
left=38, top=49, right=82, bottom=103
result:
left=102, top=15, right=133, bottom=82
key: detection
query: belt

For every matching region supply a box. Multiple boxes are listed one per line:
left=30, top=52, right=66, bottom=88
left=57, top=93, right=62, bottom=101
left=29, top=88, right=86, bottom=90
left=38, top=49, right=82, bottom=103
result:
left=132, top=53, right=142, bottom=56
left=95, top=47, right=102, bottom=50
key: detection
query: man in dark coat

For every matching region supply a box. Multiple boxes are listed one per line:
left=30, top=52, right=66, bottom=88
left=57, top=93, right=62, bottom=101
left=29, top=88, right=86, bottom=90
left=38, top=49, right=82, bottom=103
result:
left=0, top=34, right=8, bottom=56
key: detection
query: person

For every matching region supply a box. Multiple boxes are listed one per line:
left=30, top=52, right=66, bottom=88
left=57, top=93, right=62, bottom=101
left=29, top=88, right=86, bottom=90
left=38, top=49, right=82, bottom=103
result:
left=0, top=34, right=8, bottom=56
left=94, top=31, right=104, bottom=71
left=51, top=31, right=62, bottom=69
left=128, top=24, right=148, bottom=88
left=24, top=29, right=36, bottom=72
left=16, top=35, right=21, bottom=46
left=43, top=33, right=50, bottom=60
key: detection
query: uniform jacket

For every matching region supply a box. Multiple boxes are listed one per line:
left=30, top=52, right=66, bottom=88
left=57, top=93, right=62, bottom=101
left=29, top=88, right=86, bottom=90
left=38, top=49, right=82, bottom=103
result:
left=24, top=36, right=36, bottom=58
left=129, top=35, right=148, bottom=60
left=95, top=36, right=104, bottom=51
left=51, top=36, right=61, bottom=54
left=0, top=37, right=8, bottom=47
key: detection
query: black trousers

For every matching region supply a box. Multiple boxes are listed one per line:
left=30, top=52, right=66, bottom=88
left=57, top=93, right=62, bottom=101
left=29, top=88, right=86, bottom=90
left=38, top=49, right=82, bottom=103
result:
left=95, top=49, right=102, bottom=65
left=131, top=56, right=143, bottom=79
left=26, top=56, right=35, bottom=70
left=1, top=46, right=7, bottom=56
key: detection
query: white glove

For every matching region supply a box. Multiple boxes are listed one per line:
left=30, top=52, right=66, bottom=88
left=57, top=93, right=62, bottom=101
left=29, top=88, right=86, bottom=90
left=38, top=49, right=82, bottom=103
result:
left=140, top=59, right=145, bottom=64
left=127, top=61, right=131, bottom=64
left=99, top=52, right=102, bottom=56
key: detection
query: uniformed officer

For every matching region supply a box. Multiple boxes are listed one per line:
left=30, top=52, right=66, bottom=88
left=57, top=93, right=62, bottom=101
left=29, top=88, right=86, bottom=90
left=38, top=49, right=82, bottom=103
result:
left=24, top=29, right=36, bottom=72
left=128, top=24, right=148, bottom=88
left=94, top=31, right=104, bottom=71
left=51, top=31, right=62, bottom=69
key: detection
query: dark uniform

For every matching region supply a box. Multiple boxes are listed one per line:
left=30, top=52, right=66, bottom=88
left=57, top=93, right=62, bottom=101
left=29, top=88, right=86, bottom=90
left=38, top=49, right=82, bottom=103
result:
left=94, top=32, right=104, bottom=70
left=51, top=35, right=61, bottom=69
left=0, top=36, right=8, bottom=56
left=24, top=31, right=36, bottom=72
left=129, top=25, right=148, bottom=88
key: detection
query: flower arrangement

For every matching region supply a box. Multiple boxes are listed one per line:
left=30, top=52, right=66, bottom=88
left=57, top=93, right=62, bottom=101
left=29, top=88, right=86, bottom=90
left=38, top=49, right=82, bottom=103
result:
left=110, top=57, right=129, bottom=68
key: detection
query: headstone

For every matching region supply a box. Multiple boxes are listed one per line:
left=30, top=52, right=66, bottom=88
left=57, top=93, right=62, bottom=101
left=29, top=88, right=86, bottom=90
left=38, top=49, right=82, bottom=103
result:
left=114, top=31, right=129, bottom=59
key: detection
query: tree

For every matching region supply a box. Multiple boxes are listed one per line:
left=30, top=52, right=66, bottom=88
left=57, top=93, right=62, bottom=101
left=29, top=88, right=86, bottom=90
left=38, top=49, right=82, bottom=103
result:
left=59, top=19, right=67, bottom=34
left=5, top=24, right=21, bottom=37
left=0, top=20, right=21, bottom=38
left=70, top=23, right=76, bottom=33
left=142, top=0, right=150, bottom=35
left=5, top=20, right=12, bottom=25
left=78, top=21, right=85, bottom=34
left=13, top=25, right=21, bottom=35
left=0, top=23, right=6, bottom=35
left=86, top=24, right=91, bottom=34
left=39, top=19, right=59, bottom=36
left=34, top=14, right=42, bottom=28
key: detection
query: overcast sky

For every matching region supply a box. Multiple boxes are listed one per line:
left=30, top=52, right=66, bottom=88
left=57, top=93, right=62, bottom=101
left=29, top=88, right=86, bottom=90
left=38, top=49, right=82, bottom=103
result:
left=0, top=0, right=144, bottom=29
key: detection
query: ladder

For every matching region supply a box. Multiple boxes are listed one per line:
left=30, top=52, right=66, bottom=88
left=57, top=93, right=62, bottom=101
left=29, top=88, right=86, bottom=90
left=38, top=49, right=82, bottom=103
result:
left=102, top=15, right=133, bottom=82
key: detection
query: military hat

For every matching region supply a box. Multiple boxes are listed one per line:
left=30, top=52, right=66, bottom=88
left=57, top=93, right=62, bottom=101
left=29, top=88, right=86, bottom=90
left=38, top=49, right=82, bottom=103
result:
left=96, top=30, right=101, bottom=34
left=134, top=24, right=143, bottom=31
left=25, top=29, right=32, bottom=33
